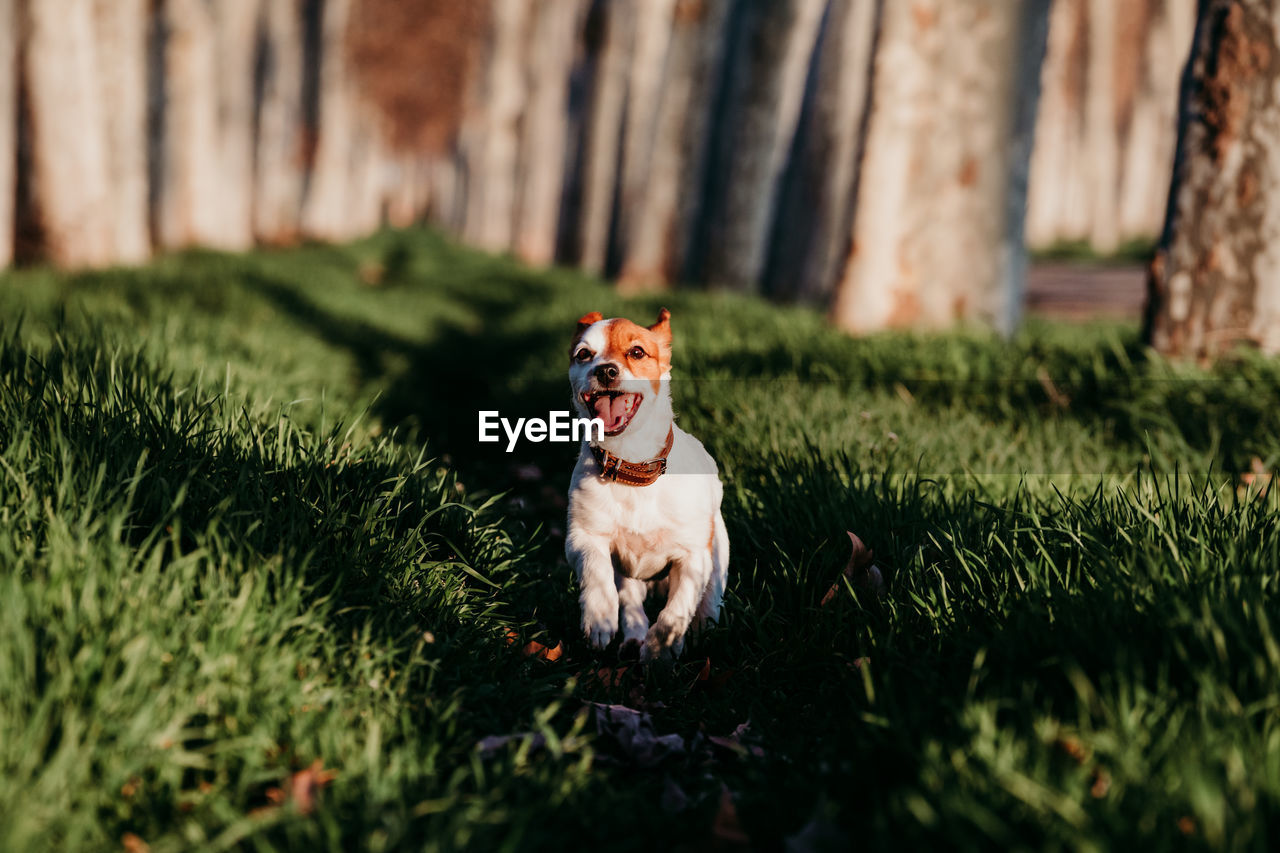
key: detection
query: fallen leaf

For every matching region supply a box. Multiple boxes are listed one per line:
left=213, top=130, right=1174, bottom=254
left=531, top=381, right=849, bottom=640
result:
left=711, top=785, right=751, bottom=849
left=475, top=732, right=548, bottom=758
left=821, top=531, right=885, bottom=606
left=593, top=665, right=629, bottom=687
left=591, top=703, right=690, bottom=767
left=1054, top=735, right=1088, bottom=764
left=1177, top=816, right=1197, bottom=835
left=707, top=722, right=765, bottom=758
left=120, top=777, right=141, bottom=798
left=1090, top=768, right=1111, bottom=798
left=1240, top=457, right=1273, bottom=497
left=506, top=628, right=563, bottom=662
left=121, top=833, right=149, bottom=853
left=289, top=760, right=337, bottom=816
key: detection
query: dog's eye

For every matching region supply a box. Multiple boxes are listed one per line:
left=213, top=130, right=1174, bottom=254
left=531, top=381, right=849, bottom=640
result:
left=574, top=348, right=593, bottom=363
left=628, top=346, right=646, bottom=360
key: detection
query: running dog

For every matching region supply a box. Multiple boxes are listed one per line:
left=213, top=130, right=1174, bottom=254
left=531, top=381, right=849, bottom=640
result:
left=565, top=308, right=729, bottom=659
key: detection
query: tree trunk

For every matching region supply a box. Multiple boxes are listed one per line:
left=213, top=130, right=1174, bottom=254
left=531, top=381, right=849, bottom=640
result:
left=514, top=0, right=585, bottom=266
left=1027, top=0, right=1196, bottom=251
left=1145, top=0, right=1280, bottom=358
left=576, top=0, right=636, bottom=274
left=24, top=0, right=114, bottom=267
left=0, top=0, right=15, bottom=267
left=831, top=0, right=1051, bottom=335
left=764, top=0, right=880, bottom=303
left=617, top=0, right=734, bottom=290
left=460, top=0, right=529, bottom=253
left=93, top=0, right=151, bottom=264
left=1118, top=0, right=1197, bottom=240
left=612, top=0, right=676, bottom=266
left=253, top=0, right=306, bottom=244
left=701, top=0, right=826, bottom=292
left=156, top=0, right=223, bottom=249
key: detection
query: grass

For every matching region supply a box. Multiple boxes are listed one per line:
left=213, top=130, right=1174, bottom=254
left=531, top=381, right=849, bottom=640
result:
left=1, top=228, right=1278, bottom=850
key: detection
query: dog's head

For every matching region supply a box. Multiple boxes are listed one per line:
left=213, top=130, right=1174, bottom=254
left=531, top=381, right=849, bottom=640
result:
left=569, top=309, right=672, bottom=437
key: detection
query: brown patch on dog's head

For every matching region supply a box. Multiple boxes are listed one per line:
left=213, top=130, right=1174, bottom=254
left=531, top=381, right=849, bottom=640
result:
left=571, top=311, right=603, bottom=354
left=600, top=309, right=672, bottom=389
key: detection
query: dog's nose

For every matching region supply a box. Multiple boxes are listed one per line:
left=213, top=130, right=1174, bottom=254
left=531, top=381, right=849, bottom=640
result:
left=594, top=363, right=620, bottom=385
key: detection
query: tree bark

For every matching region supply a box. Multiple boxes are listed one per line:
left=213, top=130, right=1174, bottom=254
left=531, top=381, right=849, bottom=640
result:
left=764, top=0, right=880, bottom=303
left=23, top=0, right=115, bottom=267
left=514, top=0, right=585, bottom=265
left=576, top=0, right=636, bottom=274
left=701, top=0, right=826, bottom=292
left=1145, top=0, right=1280, bottom=358
left=617, top=0, right=734, bottom=290
left=0, top=0, right=15, bottom=267
left=459, top=0, right=530, bottom=253
left=831, top=0, right=1051, bottom=335
left=252, top=0, right=306, bottom=244
left=93, top=0, right=151, bottom=263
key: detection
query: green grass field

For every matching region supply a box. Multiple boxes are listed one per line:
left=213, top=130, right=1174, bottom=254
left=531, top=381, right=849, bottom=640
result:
left=2, top=229, right=1279, bottom=851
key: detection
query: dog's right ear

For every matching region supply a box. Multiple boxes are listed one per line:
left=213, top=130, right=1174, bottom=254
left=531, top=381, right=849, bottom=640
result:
left=575, top=312, right=603, bottom=334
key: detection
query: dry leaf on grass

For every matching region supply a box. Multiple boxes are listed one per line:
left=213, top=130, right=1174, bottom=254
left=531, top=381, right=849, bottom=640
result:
left=591, top=703, right=692, bottom=767
left=821, top=531, right=885, bottom=606
left=707, top=722, right=765, bottom=758
left=505, top=628, right=563, bottom=662
left=1240, top=457, right=1273, bottom=497
left=289, top=760, right=338, bottom=815
left=711, top=785, right=751, bottom=849
left=475, top=732, right=548, bottom=758
left=121, top=833, right=150, bottom=853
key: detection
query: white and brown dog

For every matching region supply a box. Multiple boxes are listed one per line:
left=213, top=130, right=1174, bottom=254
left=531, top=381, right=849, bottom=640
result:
left=565, top=308, right=729, bottom=659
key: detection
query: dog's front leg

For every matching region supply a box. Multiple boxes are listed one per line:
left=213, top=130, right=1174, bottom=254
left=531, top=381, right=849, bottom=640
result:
left=617, top=575, right=649, bottom=657
left=573, top=542, right=619, bottom=649
left=645, top=551, right=709, bottom=660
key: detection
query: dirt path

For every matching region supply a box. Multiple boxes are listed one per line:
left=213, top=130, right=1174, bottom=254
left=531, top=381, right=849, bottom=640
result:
left=1026, top=264, right=1146, bottom=320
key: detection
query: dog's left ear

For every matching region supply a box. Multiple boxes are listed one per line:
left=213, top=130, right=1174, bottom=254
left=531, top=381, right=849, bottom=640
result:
left=576, top=311, right=603, bottom=333
left=648, top=308, right=672, bottom=366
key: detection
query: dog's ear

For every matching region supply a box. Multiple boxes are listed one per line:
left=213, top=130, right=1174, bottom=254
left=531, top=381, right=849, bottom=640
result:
left=648, top=308, right=672, bottom=366
left=576, top=311, right=603, bottom=334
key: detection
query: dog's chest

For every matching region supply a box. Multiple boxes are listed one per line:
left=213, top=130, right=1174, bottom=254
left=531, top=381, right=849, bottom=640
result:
left=598, top=485, right=681, bottom=579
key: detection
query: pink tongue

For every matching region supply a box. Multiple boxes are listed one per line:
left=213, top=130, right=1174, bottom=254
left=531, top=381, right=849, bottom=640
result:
left=593, top=395, right=630, bottom=430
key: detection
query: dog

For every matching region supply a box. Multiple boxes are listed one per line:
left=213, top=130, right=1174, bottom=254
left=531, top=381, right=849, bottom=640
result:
left=565, top=308, right=729, bottom=659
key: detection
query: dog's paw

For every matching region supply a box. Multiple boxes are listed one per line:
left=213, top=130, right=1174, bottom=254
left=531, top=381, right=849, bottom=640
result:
left=618, top=638, right=643, bottom=662
left=583, top=612, right=618, bottom=650
left=642, top=618, right=685, bottom=660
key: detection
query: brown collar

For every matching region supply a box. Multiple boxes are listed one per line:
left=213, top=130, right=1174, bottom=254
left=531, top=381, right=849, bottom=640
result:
left=591, top=427, right=675, bottom=487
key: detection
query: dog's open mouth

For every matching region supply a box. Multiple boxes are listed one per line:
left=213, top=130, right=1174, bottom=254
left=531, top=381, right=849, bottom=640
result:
left=583, top=390, right=642, bottom=436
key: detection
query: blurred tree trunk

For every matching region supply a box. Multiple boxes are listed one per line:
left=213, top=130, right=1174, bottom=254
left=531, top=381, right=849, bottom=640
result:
left=514, top=0, right=585, bottom=265
left=765, top=0, right=880, bottom=303
left=1118, top=0, right=1196, bottom=238
left=0, top=0, right=15, bottom=267
left=701, top=0, right=826, bottom=292
left=831, top=0, right=1051, bottom=335
left=302, top=0, right=380, bottom=241
left=252, top=0, right=306, bottom=244
left=1083, top=0, right=1119, bottom=253
left=94, top=0, right=151, bottom=263
left=24, top=0, right=114, bottom=267
left=1027, top=0, right=1196, bottom=250
left=576, top=0, right=634, bottom=274
left=157, top=0, right=224, bottom=248
left=1145, top=0, right=1280, bottom=358
left=613, top=0, right=675, bottom=266
left=618, top=0, right=734, bottom=290
left=460, top=0, right=529, bottom=253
